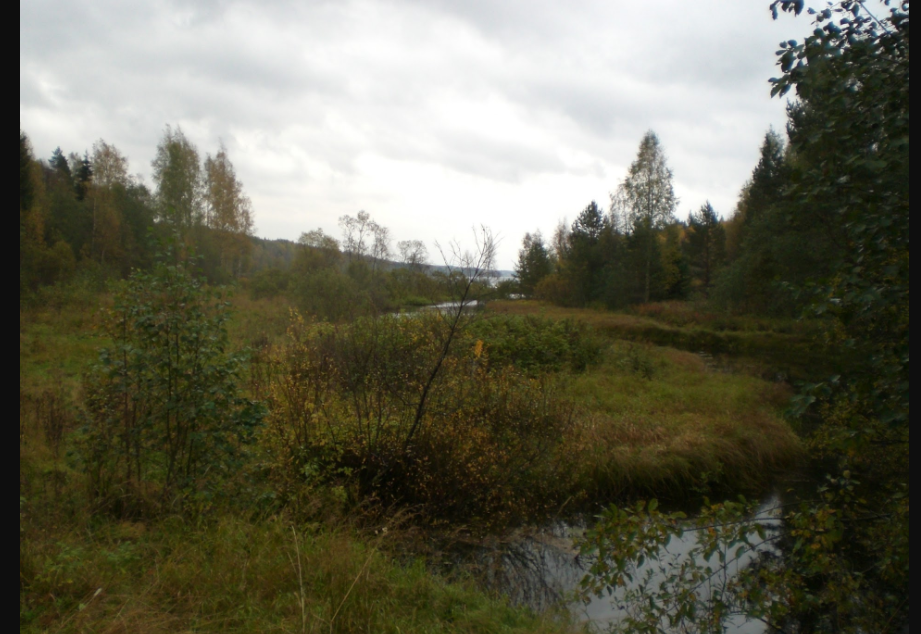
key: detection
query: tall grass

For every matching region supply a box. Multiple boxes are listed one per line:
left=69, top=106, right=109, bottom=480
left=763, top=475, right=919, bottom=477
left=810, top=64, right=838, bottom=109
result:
left=20, top=515, right=579, bottom=634
left=20, top=387, right=579, bottom=634
left=567, top=342, right=802, bottom=503
left=21, top=290, right=806, bottom=632
left=487, top=300, right=838, bottom=382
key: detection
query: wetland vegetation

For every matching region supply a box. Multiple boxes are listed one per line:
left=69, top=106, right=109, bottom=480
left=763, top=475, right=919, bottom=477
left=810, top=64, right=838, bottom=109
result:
left=20, top=2, right=907, bottom=632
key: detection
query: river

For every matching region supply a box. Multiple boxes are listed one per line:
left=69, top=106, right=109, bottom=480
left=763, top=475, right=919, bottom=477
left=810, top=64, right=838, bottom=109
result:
left=482, top=496, right=784, bottom=633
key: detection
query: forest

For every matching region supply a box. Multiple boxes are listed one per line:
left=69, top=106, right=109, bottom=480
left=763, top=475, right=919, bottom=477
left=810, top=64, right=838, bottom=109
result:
left=20, top=1, right=907, bottom=633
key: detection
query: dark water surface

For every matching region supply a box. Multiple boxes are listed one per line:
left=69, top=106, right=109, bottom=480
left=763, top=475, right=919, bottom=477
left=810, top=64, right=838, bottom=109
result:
left=486, top=496, right=783, bottom=633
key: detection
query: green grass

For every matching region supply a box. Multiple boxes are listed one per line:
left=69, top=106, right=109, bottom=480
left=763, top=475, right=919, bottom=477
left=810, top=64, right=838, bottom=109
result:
left=20, top=295, right=580, bottom=634
left=479, top=302, right=804, bottom=501
left=487, top=300, right=838, bottom=382
left=20, top=292, right=806, bottom=632
left=566, top=342, right=801, bottom=502
left=20, top=304, right=108, bottom=395
left=20, top=514, right=578, bottom=634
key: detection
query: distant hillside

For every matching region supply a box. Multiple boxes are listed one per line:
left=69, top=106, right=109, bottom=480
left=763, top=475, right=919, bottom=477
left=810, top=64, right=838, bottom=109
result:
left=248, top=236, right=513, bottom=281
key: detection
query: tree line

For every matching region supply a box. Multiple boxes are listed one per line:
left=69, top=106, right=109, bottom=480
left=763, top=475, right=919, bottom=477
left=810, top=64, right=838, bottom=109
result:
left=515, top=101, right=894, bottom=320
left=515, top=131, right=728, bottom=310
left=19, top=126, right=254, bottom=295
left=20, top=125, right=456, bottom=320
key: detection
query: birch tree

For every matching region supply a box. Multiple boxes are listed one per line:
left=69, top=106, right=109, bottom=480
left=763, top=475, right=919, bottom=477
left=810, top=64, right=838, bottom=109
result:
left=612, top=131, right=677, bottom=303
left=204, top=143, right=254, bottom=277
left=152, top=126, right=202, bottom=247
left=88, top=140, right=131, bottom=264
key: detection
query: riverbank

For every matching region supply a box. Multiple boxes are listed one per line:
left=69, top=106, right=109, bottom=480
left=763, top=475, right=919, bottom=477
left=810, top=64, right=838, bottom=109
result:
left=21, top=292, right=806, bottom=631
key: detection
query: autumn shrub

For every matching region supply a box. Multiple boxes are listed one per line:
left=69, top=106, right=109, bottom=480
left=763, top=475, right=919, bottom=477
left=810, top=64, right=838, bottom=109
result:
left=80, top=263, right=265, bottom=518
left=291, top=268, right=374, bottom=323
left=261, top=313, right=578, bottom=528
left=534, top=273, right=576, bottom=306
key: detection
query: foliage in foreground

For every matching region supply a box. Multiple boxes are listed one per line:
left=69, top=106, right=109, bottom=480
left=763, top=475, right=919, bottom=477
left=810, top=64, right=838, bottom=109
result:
left=580, top=471, right=908, bottom=633
left=578, top=2, right=910, bottom=631
left=82, top=263, right=265, bottom=516
left=20, top=513, right=577, bottom=634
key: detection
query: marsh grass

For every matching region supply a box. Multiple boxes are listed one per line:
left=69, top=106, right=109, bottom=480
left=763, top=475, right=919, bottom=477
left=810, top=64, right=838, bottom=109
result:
left=21, top=292, right=802, bottom=633
left=20, top=296, right=579, bottom=634
left=487, top=300, right=836, bottom=381
left=566, top=342, right=802, bottom=503
left=226, top=293, right=295, bottom=351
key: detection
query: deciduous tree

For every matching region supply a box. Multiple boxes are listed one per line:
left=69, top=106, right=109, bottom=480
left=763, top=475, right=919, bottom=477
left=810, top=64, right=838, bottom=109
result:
left=87, top=140, right=131, bottom=265
left=339, top=211, right=375, bottom=261
left=152, top=126, right=202, bottom=247
left=204, top=144, right=254, bottom=277
left=397, top=239, right=429, bottom=270
left=296, top=229, right=342, bottom=272
left=612, top=132, right=678, bottom=303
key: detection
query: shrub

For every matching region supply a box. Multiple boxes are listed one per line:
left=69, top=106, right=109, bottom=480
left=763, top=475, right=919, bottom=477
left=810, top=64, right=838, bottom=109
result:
left=248, top=267, right=290, bottom=300
left=81, top=263, right=264, bottom=517
left=291, top=268, right=373, bottom=323
left=261, top=313, right=578, bottom=528
left=466, top=315, right=602, bottom=374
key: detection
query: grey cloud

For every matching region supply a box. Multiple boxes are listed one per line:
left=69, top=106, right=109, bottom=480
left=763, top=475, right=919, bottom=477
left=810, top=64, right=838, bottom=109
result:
left=22, top=0, right=793, bottom=265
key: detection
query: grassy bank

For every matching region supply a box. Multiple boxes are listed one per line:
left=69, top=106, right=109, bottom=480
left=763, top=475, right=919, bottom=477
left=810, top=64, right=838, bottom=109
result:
left=566, top=341, right=800, bottom=502
left=487, top=300, right=836, bottom=382
left=20, top=514, right=576, bottom=634
left=20, top=289, right=804, bottom=631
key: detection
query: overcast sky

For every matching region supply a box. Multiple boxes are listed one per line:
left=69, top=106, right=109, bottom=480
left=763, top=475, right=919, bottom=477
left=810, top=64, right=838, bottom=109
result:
left=20, top=0, right=807, bottom=269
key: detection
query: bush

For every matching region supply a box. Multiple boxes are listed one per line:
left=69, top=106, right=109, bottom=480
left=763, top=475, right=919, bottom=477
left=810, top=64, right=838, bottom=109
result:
left=466, top=315, right=602, bottom=374
left=291, top=268, right=372, bottom=323
left=535, top=273, right=575, bottom=306
left=81, top=263, right=264, bottom=517
left=248, top=267, right=290, bottom=300
left=261, top=313, right=578, bottom=529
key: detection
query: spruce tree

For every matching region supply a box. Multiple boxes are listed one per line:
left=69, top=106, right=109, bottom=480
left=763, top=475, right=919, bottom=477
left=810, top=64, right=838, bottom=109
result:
left=685, top=202, right=726, bottom=296
left=74, top=153, right=93, bottom=202
left=50, top=147, right=72, bottom=180
left=515, top=232, right=553, bottom=297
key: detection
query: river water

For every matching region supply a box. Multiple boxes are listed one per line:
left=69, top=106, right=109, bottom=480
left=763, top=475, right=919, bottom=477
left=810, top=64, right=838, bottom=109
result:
left=484, top=496, right=783, bottom=633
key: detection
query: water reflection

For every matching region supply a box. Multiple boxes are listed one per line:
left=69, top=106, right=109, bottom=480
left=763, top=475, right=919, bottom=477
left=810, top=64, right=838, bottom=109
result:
left=393, top=301, right=482, bottom=318
left=478, top=496, right=783, bottom=633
